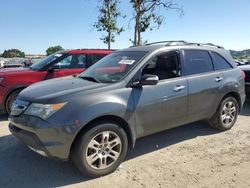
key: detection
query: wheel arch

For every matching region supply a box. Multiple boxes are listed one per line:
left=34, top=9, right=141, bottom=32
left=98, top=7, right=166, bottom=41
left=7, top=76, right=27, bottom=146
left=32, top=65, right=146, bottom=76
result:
left=4, top=86, right=26, bottom=111
left=222, top=91, right=242, bottom=110
left=70, top=115, right=136, bottom=157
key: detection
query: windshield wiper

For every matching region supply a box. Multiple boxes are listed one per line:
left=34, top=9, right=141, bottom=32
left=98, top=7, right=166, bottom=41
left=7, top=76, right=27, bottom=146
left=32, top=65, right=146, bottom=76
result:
left=79, top=76, right=100, bottom=83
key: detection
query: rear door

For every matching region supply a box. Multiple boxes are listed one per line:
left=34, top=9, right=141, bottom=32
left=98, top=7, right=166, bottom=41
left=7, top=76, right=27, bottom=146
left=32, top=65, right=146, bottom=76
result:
left=184, top=50, right=224, bottom=122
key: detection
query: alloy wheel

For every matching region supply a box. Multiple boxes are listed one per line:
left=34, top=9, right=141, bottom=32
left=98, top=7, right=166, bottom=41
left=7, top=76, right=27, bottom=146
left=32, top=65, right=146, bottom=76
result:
left=85, top=131, right=122, bottom=170
left=221, top=101, right=236, bottom=127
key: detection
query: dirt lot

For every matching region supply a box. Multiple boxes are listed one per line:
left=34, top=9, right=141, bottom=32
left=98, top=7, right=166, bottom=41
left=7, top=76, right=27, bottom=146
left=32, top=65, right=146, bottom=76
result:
left=0, top=97, right=250, bottom=188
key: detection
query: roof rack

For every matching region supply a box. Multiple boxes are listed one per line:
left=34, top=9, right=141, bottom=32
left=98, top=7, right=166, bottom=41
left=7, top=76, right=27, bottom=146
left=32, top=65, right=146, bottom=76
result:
left=184, top=42, right=224, bottom=49
left=130, top=41, right=224, bottom=49
left=145, top=40, right=187, bottom=46
left=129, top=40, right=187, bottom=48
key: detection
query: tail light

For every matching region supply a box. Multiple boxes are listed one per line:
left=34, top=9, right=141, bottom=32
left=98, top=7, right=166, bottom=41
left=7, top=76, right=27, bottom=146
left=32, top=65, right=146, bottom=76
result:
left=241, top=70, right=246, bottom=79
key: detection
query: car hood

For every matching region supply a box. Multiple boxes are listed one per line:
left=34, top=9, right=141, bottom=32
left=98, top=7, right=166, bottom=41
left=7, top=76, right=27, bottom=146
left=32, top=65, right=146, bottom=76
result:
left=19, top=76, right=108, bottom=103
left=0, top=67, right=34, bottom=75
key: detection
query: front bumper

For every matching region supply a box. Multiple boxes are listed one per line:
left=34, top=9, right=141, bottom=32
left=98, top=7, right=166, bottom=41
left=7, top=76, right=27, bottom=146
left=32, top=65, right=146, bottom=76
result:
left=8, top=115, right=76, bottom=160
left=9, top=124, right=48, bottom=157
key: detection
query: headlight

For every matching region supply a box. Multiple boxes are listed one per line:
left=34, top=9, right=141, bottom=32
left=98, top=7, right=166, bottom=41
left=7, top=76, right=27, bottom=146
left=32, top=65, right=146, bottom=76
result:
left=24, top=102, right=67, bottom=120
left=0, top=77, right=4, bottom=83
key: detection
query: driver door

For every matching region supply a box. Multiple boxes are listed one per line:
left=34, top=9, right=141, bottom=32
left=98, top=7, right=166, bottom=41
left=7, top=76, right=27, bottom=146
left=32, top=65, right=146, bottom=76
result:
left=133, top=51, right=188, bottom=137
left=45, top=54, right=87, bottom=79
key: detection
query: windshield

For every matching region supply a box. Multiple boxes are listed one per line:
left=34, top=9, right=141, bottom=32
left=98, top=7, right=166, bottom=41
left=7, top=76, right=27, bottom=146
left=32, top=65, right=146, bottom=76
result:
left=30, top=53, right=64, bottom=70
left=79, top=51, right=147, bottom=83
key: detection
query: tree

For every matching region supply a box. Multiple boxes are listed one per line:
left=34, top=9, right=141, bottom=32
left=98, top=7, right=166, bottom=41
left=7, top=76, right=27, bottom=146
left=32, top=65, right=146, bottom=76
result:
left=130, top=0, right=183, bottom=46
left=46, top=45, right=64, bottom=56
left=2, top=49, right=25, bottom=58
left=94, top=0, right=124, bottom=49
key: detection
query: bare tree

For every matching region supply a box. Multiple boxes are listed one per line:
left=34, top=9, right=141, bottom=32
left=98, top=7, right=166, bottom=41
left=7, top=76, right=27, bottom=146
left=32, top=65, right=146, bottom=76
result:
left=130, top=0, right=183, bottom=46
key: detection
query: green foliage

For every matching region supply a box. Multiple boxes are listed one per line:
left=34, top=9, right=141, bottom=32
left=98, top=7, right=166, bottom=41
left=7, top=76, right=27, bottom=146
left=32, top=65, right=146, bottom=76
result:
left=130, top=0, right=183, bottom=46
left=2, top=49, right=25, bottom=58
left=230, top=49, right=250, bottom=60
left=46, top=45, right=64, bottom=56
left=94, top=0, right=125, bottom=49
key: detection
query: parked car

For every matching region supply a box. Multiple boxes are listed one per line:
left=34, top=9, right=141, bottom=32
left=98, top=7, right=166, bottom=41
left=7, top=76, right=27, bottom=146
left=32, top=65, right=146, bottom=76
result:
left=9, top=41, right=245, bottom=177
left=234, top=60, right=250, bottom=93
left=0, top=58, right=27, bottom=68
left=0, top=49, right=113, bottom=114
left=238, top=64, right=250, bottom=93
left=235, top=59, right=249, bottom=66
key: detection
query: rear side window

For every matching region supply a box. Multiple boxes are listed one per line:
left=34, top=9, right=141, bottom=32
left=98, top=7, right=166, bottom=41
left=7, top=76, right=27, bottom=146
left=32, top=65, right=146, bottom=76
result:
left=185, top=50, right=213, bottom=75
left=211, top=52, right=232, bottom=70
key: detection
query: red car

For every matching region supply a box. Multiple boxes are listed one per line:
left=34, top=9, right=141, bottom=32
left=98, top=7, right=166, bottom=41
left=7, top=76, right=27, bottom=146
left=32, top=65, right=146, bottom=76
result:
left=0, top=49, right=113, bottom=114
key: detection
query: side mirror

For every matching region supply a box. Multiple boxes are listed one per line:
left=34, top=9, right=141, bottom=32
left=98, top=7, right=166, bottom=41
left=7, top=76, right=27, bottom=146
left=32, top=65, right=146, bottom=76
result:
left=131, top=74, right=159, bottom=87
left=140, top=74, right=159, bottom=86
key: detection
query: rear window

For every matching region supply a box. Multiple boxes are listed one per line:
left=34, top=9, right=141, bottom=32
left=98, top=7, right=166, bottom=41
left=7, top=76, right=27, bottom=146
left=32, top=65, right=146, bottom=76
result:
left=185, top=50, right=214, bottom=75
left=211, top=52, right=232, bottom=70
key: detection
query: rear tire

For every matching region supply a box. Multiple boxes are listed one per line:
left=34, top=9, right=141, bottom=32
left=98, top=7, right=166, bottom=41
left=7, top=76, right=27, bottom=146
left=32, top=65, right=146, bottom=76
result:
left=5, top=90, right=22, bottom=114
left=209, top=96, right=239, bottom=131
left=71, top=121, right=128, bottom=178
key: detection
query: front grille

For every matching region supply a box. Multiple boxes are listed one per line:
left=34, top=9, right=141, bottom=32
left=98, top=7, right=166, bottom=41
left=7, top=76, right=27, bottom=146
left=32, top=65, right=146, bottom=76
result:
left=10, top=99, right=29, bottom=116
left=245, top=71, right=250, bottom=83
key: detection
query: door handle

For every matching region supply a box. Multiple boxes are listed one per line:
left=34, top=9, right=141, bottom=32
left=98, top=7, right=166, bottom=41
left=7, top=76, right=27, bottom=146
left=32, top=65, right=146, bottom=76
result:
left=174, top=85, right=185, bottom=92
left=215, top=77, right=223, bottom=82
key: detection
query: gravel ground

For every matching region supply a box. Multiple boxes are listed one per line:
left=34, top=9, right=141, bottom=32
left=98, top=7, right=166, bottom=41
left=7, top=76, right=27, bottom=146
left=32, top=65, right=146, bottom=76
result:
left=0, top=96, right=250, bottom=188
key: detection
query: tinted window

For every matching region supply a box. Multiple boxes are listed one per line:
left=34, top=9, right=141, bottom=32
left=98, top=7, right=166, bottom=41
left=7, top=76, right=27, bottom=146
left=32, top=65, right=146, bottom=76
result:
left=185, top=50, right=213, bottom=75
left=211, top=52, right=232, bottom=70
left=54, top=54, right=87, bottom=69
left=142, top=51, right=181, bottom=80
left=92, top=54, right=107, bottom=64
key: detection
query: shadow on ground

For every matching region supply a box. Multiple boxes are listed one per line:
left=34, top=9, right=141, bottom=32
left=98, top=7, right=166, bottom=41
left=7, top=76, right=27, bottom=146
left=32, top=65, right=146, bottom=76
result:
left=0, top=113, right=8, bottom=121
left=0, top=95, right=249, bottom=187
left=0, top=121, right=220, bottom=187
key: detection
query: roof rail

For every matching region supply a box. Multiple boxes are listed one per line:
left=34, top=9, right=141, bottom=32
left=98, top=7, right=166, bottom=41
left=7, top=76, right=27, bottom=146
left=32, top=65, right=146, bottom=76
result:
left=145, top=40, right=187, bottom=46
left=129, top=40, right=187, bottom=48
left=130, top=41, right=224, bottom=49
left=185, top=42, right=224, bottom=49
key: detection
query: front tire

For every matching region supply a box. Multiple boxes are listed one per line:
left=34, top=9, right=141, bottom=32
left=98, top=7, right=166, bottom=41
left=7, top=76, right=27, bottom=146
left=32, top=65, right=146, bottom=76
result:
left=5, top=90, right=22, bottom=114
left=72, top=121, right=128, bottom=178
left=209, top=96, right=239, bottom=131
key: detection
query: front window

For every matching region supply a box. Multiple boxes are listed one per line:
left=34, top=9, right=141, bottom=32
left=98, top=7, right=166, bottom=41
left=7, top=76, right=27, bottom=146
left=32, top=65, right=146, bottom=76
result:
left=79, top=51, right=147, bottom=83
left=141, top=51, right=181, bottom=80
left=30, top=53, right=87, bottom=71
left=30, top=53, right=64, bottom=71
left=53, top=54, right=87, bottom=69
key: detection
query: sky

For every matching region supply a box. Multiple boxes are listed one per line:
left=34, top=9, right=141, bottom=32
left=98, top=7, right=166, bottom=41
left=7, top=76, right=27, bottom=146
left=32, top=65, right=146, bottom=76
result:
left=0, top=0, right=250, bottom=54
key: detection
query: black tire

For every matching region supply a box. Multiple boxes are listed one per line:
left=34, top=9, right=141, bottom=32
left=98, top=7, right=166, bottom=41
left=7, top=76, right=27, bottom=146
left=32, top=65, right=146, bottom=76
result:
left=209, top=96, right=239, bottom=131
left=5, top=89, right=22, bottom=114
left=72, top=121, right=128, bottom=178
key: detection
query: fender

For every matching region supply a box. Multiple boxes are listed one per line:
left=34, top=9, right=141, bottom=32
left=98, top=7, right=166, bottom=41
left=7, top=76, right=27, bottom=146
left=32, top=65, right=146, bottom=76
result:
left=68, top=94, right=136, bottom=148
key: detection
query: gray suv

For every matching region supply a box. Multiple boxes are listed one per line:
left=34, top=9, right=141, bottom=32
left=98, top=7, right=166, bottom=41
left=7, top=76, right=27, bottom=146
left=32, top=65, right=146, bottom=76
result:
left=9, top=41, right=246, bottom=177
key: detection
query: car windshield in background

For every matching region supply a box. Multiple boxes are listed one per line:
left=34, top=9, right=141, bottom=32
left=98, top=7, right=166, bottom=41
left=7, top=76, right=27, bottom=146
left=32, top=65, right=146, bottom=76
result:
left=79, top=51, right=147, bottom=83
left=30, top=53, right=65, bottom=71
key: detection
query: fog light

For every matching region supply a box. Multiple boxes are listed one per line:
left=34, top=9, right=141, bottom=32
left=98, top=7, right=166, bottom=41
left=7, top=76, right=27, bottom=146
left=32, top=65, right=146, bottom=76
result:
left=28, top=146, right=47, bottom=157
